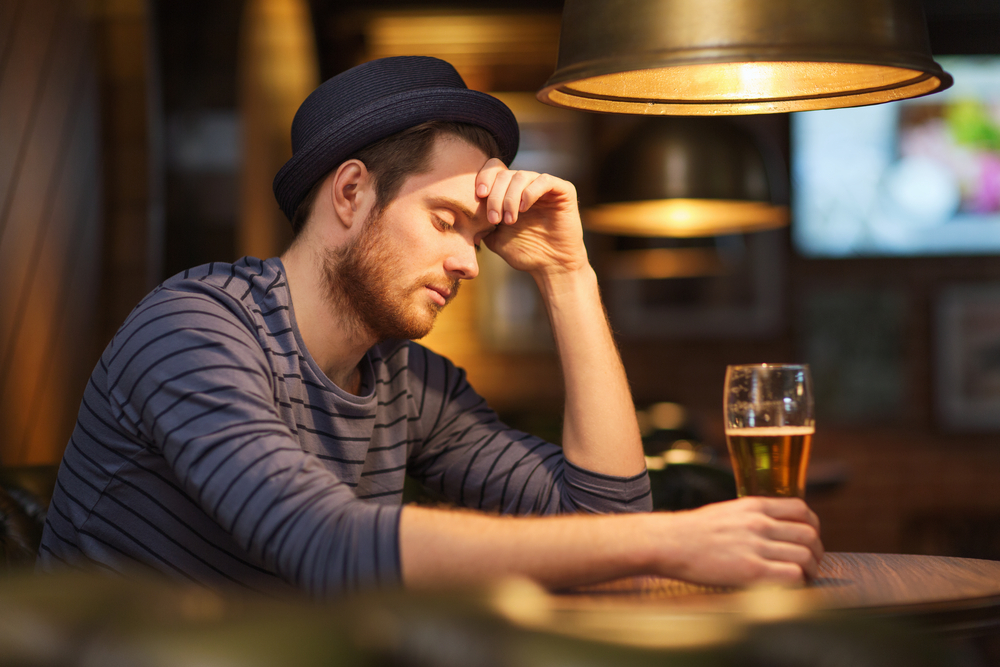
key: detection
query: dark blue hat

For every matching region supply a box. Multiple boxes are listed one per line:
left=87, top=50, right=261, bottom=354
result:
left=273, top=56, right=520, bottom=222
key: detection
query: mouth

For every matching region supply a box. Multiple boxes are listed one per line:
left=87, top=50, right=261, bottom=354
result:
left=425, top=284, right=451, bottom=307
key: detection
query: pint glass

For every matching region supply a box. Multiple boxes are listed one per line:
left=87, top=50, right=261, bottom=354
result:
left=724, top=364, right=814, bottom=498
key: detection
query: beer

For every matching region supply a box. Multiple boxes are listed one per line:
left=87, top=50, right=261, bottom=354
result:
left=725, top=426, right=813, bottom=498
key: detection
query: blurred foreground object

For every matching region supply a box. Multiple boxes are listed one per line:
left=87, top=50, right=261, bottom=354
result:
left=0, top=569, right=963, bottom=667
left=539, top=0, right=952, bottom=115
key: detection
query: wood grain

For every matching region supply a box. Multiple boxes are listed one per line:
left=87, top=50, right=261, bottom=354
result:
left=554, top=553, right=1000, bottom=633
left=0, top=0, right=103, bottom=464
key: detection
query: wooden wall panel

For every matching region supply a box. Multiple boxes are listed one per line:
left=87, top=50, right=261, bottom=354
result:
left=0, top=0, right=104, bottom=464
left=91, top=0, right=160, bottom=343
left=0, top=0, right=59, bottom=224
left=238, top=0, right=316, bottom=260
left=0, top=0, right=24, bottom=58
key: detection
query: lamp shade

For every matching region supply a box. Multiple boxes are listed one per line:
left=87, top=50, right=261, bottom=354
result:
left=587, top=117, right=787, bottom=237
left=538, top=0, right=952, bottom=115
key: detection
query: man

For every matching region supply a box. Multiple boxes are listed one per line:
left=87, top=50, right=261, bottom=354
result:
left=39, top=56, right=822, bottom=597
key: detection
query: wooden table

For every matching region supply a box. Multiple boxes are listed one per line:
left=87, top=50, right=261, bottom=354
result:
left=542, top=553, right=1000, bottom=649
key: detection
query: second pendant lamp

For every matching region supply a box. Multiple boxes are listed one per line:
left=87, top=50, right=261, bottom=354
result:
left=588, top=116, right=787, bottom=238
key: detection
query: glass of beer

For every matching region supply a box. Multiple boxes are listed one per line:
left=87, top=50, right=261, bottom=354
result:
left=724, top=364, right=814, bottom=498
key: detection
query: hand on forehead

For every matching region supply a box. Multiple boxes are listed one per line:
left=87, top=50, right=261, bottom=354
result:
left=475, top=158, right=553, bottom=227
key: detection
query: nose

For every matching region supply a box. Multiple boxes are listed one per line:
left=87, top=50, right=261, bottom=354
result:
left=442, top=239, right=479, bottom=280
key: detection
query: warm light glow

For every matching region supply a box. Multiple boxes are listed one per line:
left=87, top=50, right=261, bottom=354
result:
left=366, top=13, right=560, bottom=61
left=364, top=12, right=560, bottom=89
left=239, top=0, right=319, bottom=258
left=569, top=62, right=921, bottom=100
left=603, top=248, right=727, bottom=280
left=585, top=199, right=788, bottom=237
left=541, top=61, right=945, bottom=114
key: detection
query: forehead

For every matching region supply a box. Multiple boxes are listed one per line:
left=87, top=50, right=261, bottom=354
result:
left=391, top=134, right=491, bottom=223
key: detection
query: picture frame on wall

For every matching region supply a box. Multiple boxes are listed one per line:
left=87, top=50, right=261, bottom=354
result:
left=935, top=283, right=1000, bottom=431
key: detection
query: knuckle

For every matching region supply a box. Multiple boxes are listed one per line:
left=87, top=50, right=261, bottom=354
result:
left=742, top=497, right=765, bottom=512
left=747, top=515, right=771, bottom=534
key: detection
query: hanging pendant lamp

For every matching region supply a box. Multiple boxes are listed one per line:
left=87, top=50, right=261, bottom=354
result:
left=588, top=116, right=787, bottom=237
left=538, top=0, right=952, bottom=115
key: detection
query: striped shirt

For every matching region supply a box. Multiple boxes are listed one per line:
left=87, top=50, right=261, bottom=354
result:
left=38, top=257, right=652, bottom=597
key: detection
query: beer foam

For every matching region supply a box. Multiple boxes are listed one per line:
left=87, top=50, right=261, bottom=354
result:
left=725, top=426, right=815, bottom=436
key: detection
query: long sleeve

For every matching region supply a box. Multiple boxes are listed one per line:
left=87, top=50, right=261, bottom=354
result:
left=103, top=286, right=401, bottom=596
left=404, top=343, right=652, bottom=515
left=39, top=258, right=650, bottom=597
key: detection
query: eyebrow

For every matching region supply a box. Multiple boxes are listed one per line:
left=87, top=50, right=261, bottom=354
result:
left=426, top=196, right=480, bottom=224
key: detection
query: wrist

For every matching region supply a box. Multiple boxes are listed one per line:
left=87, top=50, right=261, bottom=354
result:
left=531, top=263, right=598, bottom=302
left=623, top=512, right=666, bottom=576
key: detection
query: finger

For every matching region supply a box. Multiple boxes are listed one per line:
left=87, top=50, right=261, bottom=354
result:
left=808, top=508, right=821, bottom=533
left=754, top=559, right=807, bottom=586
left=502, top=171, right=540, bottom=224
left=485, top=170, right=515, bottom=225
left=760, top=542, right=818, bottom=580
left=475, top=158, right=507, bottom=199
left=519, top=173, right=572, bottom=212
left=760, top=498, right=819, bottom=529
left=764, top=519, right=820, bottom=550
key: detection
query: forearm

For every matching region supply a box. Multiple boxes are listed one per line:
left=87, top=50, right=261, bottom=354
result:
left=400, top=505, right=653, bottom=589
left=533, top=265, right=645, bottom=477
left=400, top=498, right=824, bottom=590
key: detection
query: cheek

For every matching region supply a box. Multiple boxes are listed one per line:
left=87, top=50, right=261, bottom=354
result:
left=379, top=208, right=448, bottom=269
left=384, top=209, right=428, bottom=250
left=402, top=235, right=444, bottom=267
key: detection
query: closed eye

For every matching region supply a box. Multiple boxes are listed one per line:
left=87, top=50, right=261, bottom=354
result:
left=434, top=211, right=482, bottom=251
left=432, top=214, right=454, bottom=233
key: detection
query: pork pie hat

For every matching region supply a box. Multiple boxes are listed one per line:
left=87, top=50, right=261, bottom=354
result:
left=272, top=56, right=520, bottom=222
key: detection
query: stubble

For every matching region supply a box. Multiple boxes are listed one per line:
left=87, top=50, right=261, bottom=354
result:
left=323, top=207, right=460, bottom=342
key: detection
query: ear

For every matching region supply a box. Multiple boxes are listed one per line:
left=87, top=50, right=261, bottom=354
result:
left=330, top=159, right=375, bottom=230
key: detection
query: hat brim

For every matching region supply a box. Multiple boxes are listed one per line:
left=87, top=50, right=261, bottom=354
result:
left=273, top=87, right=519, bottom=221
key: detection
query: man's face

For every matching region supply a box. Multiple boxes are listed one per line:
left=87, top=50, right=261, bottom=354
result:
left=324, top=134, right=495, bottom=341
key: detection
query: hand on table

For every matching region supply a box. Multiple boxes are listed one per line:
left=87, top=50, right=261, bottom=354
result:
left=658, top=497, right=824, bottom=587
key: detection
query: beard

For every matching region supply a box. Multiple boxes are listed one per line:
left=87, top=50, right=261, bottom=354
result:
left=322, top=207, right=460, bottom=342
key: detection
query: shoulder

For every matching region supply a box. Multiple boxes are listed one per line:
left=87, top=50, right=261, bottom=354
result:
left=160, top=257, right=285, bottom=308
left=124, top=257, right=285, bottom=326
left=105, top=258, right=285, bottom=369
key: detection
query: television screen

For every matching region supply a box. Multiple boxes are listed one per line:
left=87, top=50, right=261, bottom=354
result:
left=792, top=56, right=1000, bottom=257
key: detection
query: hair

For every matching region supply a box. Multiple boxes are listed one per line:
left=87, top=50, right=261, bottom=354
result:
left=290, top=121, right=502, bottom=236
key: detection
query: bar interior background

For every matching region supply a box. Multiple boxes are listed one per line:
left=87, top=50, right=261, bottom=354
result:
left=2, top=0, right=1000, bottom=559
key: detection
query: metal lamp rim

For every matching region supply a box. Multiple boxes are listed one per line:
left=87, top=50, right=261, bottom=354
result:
left=544, top=75, right=943, bottom=108
left=542, top=51, right=952, bottom=82
left=540, top=55, right=953, bottom=103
